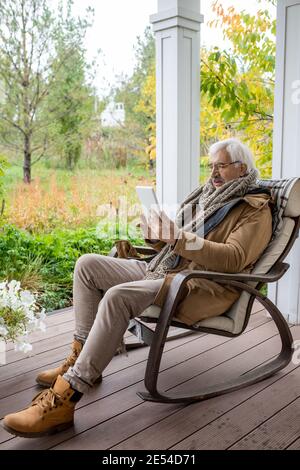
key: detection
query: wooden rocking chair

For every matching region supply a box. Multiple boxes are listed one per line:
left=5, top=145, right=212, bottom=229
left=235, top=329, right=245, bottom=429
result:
left=109, top=178, right=300, bottom=404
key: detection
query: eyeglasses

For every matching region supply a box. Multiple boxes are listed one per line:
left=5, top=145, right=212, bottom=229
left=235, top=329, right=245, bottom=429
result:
left=208, top=161, right=242, bottom=172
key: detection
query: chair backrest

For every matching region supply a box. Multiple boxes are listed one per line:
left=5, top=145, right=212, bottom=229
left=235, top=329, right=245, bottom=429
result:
left=195, top=178, right=300, bottom=335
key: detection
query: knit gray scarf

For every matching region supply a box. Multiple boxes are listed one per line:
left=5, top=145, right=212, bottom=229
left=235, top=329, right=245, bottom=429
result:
left=144, top=169, right=259, bottom=280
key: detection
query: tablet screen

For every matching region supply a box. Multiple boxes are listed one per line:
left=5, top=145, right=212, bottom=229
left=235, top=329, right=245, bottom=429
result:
left=136, top=186, right=160, bottom=218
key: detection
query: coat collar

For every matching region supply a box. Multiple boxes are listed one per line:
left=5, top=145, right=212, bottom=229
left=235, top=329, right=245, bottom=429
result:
left=243, top=193, right=272, bottom=209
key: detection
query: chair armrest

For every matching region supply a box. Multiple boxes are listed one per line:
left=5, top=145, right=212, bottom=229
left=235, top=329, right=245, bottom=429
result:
left=132, top=246, right=158, bottom=256
left=107, top=245, right=157, bottom=259
left=172, top=261, right=290, bottom=285
left=154, top=261, right=290, bottom=331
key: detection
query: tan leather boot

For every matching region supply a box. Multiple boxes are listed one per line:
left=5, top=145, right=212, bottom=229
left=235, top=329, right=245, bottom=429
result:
left=2, top=375, right=80, bottom=438
left=36, top=339, right=102, bottom=387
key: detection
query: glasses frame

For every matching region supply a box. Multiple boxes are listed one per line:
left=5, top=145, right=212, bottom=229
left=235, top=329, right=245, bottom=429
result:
left=208, top=161, right=242, bottom=172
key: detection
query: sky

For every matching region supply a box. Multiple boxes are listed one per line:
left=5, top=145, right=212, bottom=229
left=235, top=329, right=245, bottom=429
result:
left=69, top=0, right=276, bottom=98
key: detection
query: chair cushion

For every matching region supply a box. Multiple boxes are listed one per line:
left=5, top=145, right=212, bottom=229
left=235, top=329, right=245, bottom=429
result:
left=201, top=217, right=295, bottom=335
left=284, top=179, right=300, bottom=217
left=193, top=314, right=234, bottom=333
left=140, top=305, right=161, bottom=319
left=140, top=304, right=235, bottom=332
left=253, top=217, right=295, bottom=275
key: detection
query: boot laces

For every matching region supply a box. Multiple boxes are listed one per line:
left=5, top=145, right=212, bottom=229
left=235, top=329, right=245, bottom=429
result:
left=31, top=388, right=62, bottom=411
left=62, top=345, right=80, bottom=370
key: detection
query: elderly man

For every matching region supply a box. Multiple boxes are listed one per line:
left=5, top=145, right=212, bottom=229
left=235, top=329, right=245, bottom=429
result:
left=3, top=138, right=273, bottom=438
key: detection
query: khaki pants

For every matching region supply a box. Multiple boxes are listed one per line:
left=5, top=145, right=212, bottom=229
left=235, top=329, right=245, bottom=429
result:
left=64, top=254, right=163, bottom=394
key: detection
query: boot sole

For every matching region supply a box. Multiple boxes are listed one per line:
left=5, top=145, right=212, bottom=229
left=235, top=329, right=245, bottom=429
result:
left=36, top=375, right=103, bottom=388
left=2, top=420, right=74, bottom=438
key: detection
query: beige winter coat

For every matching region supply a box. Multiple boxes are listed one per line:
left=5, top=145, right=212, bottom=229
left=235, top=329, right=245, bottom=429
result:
left=148, top=193, right=273, bottom=325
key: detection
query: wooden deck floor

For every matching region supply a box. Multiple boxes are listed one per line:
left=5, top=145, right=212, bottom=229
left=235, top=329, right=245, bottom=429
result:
left=0, top=302, right=300, bottom=450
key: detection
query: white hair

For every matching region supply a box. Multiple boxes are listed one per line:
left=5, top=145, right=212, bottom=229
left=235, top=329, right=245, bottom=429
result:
left=209, top=138, right=257, bottom=173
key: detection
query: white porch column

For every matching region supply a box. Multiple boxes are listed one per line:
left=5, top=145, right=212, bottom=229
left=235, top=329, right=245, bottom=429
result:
left=150, top=0, right=203, bottom=209
left=271, top=0, right=300, bottom=323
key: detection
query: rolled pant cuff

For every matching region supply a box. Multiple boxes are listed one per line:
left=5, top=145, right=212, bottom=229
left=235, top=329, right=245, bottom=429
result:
left=63, top=368, right=93, bottom=395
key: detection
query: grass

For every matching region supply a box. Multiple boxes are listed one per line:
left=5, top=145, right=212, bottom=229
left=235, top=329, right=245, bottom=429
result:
left=3, top=163, right=156, bottom=233
left=3, top=160, right=210, bottom=234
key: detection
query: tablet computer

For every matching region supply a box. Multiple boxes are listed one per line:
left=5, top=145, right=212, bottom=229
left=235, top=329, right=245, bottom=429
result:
left=136, top=186, right=160, bottom=218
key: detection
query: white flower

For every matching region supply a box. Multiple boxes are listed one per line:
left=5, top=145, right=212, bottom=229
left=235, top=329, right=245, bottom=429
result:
left=8, top=295, right=21, bottom=310
left=24, top=309, right=35, bottom=321
left=8, top=280, right=21, bottom=292
left=0, top=325, right=8, bottom=336
left=20, top=290, right=35, bottom=306
left=0, top=280, right=46, bottom=354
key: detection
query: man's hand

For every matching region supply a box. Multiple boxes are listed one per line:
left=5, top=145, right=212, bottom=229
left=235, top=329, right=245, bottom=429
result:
left=140, top=209, right=180, bottom=245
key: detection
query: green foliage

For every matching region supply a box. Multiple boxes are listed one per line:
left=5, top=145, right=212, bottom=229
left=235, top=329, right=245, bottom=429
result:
left=0, top=224, right=144, bottom=311
left=0, top=306, right=28, bottom=343
left=0, top=155, right=9, bottom=197
left=201, top=0, right=276, bottom=176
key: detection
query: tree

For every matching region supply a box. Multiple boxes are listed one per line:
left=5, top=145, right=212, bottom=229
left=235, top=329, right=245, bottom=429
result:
left=112, top=27, right=156, bottom=166
left=43, top=4, right=97, bottom=171
left=201, top=0, right=276, bottom=176
left=0, top=0, right=95, bottom=183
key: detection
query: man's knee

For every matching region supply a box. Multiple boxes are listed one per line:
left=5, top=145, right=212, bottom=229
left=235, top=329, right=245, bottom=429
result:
left=104, top=285, right=126, bottom=304
left=103, top=283, right=151, bottom=321
left=74, top=253, right=107, bottom=280
left=74, top=254, right=105, bottom=276
left=102, top=285, right=133, bottom=319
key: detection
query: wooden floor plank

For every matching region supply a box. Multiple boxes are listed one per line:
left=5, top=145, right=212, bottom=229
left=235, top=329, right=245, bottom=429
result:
left=0, top=313, right=277, bottom=449
left=171, top=366, right=300, bottom=450
left=1, top=330, right=139, bottom=380
left=111, top=327, right=299, bottom=450
left=51, top=329, right=297, bottom=450
left=229, top=395, right=300, bottom=450
left=0, top=331, right=228, bottom=421
left=0, top=310, right=268, bottom=418
left=3, top=308, right=134, bottom=357
left=4, top=319, right=74, bottom=353
left=0, top=307, right=285, bottom=450
left=0, top=309, right=266, bottom=395
left=4, top=331, right=74, bottom=365
left=0, top=331, right=200, bottom=402
left=286, top=437, right=300, bottom=450
left=0, top=342, right=72, bottom=381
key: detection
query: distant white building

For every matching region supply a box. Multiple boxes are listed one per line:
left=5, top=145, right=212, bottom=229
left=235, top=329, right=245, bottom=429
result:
left=101, top=101, right=125, bottom=128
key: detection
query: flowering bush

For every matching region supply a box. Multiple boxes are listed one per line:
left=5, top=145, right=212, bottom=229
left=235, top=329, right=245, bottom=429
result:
left=0, top=280, right=46, bottom=353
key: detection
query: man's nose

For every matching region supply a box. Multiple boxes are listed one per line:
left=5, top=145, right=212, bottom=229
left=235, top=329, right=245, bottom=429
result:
left=211, top=165, right=219, bottom=176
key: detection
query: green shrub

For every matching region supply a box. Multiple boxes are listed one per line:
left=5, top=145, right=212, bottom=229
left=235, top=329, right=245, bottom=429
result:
left=0, top=224, right=144, bottom=312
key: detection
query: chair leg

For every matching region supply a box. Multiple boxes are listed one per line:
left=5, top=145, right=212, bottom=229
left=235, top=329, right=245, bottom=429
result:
left=138, top=289, right=293, bottom=404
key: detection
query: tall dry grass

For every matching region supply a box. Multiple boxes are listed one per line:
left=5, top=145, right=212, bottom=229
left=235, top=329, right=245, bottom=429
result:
left=6, top=171, right=155, bottom=233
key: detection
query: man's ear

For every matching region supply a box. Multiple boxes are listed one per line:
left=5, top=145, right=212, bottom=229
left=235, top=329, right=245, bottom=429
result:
left=240, top=164, right=248, bottom=176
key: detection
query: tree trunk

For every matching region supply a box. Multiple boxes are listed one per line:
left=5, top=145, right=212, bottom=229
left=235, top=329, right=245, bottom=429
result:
left=66, top=152, right=73, bottom=171
left=23, top=134, right=31, bottom=184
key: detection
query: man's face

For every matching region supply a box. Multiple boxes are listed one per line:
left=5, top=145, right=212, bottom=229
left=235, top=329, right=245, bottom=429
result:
left=210, top=149, right=247, bottom=189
